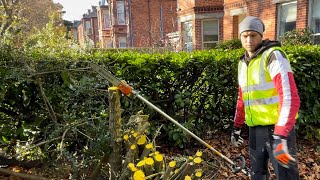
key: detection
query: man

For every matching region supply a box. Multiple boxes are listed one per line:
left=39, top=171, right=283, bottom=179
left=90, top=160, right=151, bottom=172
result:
left=231, top=16, right=300, bottom=179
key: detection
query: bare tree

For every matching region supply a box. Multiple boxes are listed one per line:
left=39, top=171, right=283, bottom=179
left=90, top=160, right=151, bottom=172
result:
left=0, top=0, right=63, bottom=44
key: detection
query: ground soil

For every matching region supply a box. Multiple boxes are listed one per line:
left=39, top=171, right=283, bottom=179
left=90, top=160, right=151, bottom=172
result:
left=161, top=131, right=320, bottom=180
left=0, top=131, right=319, bottom=179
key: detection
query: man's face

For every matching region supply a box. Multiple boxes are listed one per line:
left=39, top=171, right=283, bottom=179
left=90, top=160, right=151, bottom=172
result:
left=240, top=31, right=263, bottom=55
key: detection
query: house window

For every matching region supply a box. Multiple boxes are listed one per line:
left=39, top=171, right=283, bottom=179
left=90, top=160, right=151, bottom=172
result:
left=183, top=21, right=193, bottom=51
left=278, top=1, right=297, bottom=37
left=117, top=0, right=125, bottom=25
left=106, top=40, right=113, bottom=48
left=104, top=9, right=110, bottom=28
left=202, top=20, right=219, bottom=50
left=310, top=0, right=320, bottom=44
left=119, top=37, right=126, bottom=48
left=85, top=21, right=92, bottom=35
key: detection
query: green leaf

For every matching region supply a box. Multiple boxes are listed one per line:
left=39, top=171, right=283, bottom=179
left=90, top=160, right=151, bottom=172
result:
left=172, top=133, right=179, bottom=141
left=1, top=136, right=8, bottom=144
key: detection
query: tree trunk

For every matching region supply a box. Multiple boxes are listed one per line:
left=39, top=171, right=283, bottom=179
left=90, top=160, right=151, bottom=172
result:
left=108, top=87, right=122, bottom=179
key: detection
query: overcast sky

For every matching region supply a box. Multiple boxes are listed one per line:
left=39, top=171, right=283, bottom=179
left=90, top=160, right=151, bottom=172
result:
left=53, top=0, right=99, bottom=21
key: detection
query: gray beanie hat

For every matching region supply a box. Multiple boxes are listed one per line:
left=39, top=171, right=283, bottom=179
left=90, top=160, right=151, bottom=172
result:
left=239, top=16, right=265, bottom=36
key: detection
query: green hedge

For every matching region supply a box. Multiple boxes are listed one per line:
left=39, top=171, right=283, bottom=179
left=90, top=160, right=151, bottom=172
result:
left=1, top=45, right=320, bottom=152
left=283, top=45, right=320, bottom=138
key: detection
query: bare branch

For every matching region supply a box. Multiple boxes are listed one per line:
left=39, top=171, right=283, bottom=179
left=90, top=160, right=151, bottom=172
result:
left=38, top=79, right=58, bottom=124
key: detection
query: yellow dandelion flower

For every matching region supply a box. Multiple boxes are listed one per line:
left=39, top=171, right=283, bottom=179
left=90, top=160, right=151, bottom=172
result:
left=137, top=160, right=145, bottom=167
left=123, top=134, right=129, bottom=141
left=184, top=175, right=191, bottom=180
left=128, top=163, right=137, bottom=172
left=130, top=144, right=137, bottom=150
left=145, top=157, right=154, bottom=166
left=154, top=154, right=164, bottom=162
left=169, top=161, right=176, bottom=168
left=137, top=135, right=147, bottom=145
left=193, top=157, right=202, bottom=164
left=196, top=151, right=202, bottom=157
left=128, top=163, right=135, bottom=168
left=133, top=170, right=146, bottom=180
left=145, top=143, right=153, bottom=149
left=133, top=132, right=138, bottom=137
left=195, top=171, right=202, bottom=177
left=131, top=166, right=138, bottom=172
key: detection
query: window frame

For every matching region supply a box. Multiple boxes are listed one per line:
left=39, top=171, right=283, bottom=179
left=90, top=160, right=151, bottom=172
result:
left=106, top=39, right=113, bottom=48
left=202, top=19, right=219, bottom=50
left=85, top=21, right=92, bottom=35
left=182, top=21, right=193, bottom=52
left=277, top=1, right=297, bottom=38
left=117, top=0, right=125, bottom=25
left=104, top=8, right=110, bottom=28
left=118, top=36, right=127, bottom=48
left=308, top=0, right=320, bottom=44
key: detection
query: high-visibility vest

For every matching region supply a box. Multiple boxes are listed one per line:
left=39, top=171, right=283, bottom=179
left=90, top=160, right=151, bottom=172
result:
left=238, top=47, right=284, bottom=126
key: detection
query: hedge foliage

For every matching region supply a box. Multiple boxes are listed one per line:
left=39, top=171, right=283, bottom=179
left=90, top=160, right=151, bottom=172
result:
left=1, top=44, right=320, bottom=155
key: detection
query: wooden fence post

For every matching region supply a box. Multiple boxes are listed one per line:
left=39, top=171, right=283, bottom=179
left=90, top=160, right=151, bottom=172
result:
left=108, top=87, right=122, bottom=179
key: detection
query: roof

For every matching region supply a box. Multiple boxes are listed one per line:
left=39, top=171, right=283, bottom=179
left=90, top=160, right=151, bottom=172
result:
left=82, top=6, right=98, bottom=19
left=72, top=20, right=81, bottom=28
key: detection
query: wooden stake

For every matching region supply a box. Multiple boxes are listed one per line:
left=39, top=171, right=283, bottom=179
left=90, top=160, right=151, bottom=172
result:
left=108, top=87, right=122, bottom=179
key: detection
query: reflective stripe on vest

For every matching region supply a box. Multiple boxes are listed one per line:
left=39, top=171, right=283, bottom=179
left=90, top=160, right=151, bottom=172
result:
left=238, top=47, right=284, bottom=126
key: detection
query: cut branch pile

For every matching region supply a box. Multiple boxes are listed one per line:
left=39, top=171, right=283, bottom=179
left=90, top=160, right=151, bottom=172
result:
left=95, top=88, right=214, bottom=180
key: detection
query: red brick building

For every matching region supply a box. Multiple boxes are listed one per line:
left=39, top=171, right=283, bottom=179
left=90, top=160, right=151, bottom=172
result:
left=72, top=0, right=320, bottom=49
left=224, top=0, right=320, bottom=43
left=175, top=0, right=224, bottom=51
left=105, top=0, right=177, bottom=48
left=71, top=20, right=81, bottom=42
left=97, top=1, right=112, bottom=48
left=72, top=6, right=99, bottom=48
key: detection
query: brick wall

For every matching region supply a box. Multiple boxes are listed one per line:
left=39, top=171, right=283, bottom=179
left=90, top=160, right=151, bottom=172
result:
left=78, top=23, right=85, bottom=47
left=296, top=0, right=308, bottom=29
left=131, top=0, right=177, bottom=47
left=91, top=17, right=99, bottom=45
left=246, top=0, right=277, bottom=39
left=177, top=0, right=224, bottom=50
left=224, top=0, right=309, bottom=41
left=131, top=0, right=151, bottom=47
left=194, top=0, right=224, bottom=7
left=194, top=20, right=201, bottom=49
left=178, top=0, right=194, bottom=14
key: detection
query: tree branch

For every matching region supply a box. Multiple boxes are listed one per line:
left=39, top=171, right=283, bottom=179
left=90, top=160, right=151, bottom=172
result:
left=0, top=167, right=46, bottom=180
left=38, top=79, right=58, bottom=124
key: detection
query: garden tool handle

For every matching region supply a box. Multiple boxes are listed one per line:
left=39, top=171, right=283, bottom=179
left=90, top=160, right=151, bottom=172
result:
left=133, top=91, right=250, bottom=176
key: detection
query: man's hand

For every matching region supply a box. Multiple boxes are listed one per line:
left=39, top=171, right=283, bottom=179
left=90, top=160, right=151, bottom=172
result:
left=273, top=135, right=296, bottom=168
left=231, top=127, right=243, bottom=147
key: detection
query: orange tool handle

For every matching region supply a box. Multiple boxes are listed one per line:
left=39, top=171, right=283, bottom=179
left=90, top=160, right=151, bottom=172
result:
left=118, top=82, right=132, bottom=96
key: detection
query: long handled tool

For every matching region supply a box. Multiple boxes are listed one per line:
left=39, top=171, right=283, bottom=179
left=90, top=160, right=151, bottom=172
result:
left=90, top=63, right=250, bottom=176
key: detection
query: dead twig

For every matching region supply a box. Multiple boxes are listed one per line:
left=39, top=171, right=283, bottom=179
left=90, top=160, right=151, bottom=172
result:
left=38, top=79, right=58, bottom=124
left=59, top=127, right=71, bottom=158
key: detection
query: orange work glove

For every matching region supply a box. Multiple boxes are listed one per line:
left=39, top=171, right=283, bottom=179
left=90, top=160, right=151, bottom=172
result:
left=272, top=135, right=296, bottom=168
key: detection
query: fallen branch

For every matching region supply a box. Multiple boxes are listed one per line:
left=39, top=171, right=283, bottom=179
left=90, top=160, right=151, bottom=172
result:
left=0, top=167, right=46, bottom=180
left=59, top=127, right=71, bottom=157
left=14, top=137, right=62, bottom=158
